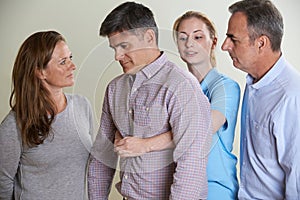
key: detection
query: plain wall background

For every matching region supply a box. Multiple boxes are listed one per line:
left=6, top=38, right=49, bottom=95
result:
left=1, top=0, right=299, bottom=199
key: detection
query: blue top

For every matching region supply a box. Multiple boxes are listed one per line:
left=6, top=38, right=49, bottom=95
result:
left=200, top=68, right=240, bottom=200
left=239, top=55, right=300, bottom=200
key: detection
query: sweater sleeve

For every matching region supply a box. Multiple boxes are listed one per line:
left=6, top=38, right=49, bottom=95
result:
left=0, top=111, right=22, bottom=199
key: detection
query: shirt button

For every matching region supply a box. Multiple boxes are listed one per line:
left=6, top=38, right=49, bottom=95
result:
left=128, top=109, right=132, bottom=114
left=124, top=175, right=128, bottom=179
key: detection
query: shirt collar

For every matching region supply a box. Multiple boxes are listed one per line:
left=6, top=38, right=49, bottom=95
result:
left=246, top=54, right=285, bottom=89
left=139, top=51, right=166, bottom=79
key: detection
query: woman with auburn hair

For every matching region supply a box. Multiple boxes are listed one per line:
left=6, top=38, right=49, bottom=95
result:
left=0, top=30, right=93, bottom=199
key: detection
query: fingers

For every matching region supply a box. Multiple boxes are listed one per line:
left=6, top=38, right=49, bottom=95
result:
left=114, top=131, right=135, bottom=157
left=115, top=148, right=129, bottom=156
left=114, top=138, right=128, bottom=154
left=115, top=149, right=143, bottom=158
left=114, top=138, right=141, bottom=158
left=114, top=136, right=131, bottom=147
left=114, top=147, right=135, bottom=158
left=113, top=136, right=147, bottom=158
left=114, top=138, right=125, bottom=146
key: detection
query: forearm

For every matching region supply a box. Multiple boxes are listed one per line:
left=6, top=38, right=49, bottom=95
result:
left=146, top=131, right=174, bottom=152
left=211, top=109, right=226, bottom=134
left=114, top=131, right=174, bottom=157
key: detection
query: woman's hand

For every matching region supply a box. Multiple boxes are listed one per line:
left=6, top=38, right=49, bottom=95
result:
left=114, top=130, right=174, bottom=158
left=114, top=130, right=150, bottom=157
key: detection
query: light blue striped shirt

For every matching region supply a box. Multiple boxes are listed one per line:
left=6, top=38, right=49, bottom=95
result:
left=239, top=55, right=300, bottom=199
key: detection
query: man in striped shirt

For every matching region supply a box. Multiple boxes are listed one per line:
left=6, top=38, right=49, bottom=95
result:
left=88, top=2, right=211, bottom=199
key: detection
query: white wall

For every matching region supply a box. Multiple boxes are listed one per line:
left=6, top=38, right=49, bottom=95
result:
left=1, top=0, right=299, bottom=199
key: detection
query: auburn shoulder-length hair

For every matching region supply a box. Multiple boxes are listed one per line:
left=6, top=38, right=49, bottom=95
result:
left=10, top=30, right=65, bottom=147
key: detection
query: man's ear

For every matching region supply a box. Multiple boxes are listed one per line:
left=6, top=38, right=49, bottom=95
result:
left=257, top=35, right=268, bottom=49
left=144, top=29, right=156, bottom=44
left=35, top=68, right=46, bottom=80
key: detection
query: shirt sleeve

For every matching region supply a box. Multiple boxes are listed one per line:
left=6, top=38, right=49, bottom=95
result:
left=169, top=80, right=211, bottom=200
left=0, top=112, right=22, bottom=199
left=72, top=94, right=94, bottom=152
left=273, top=95, right=300, bottom=199
left=88, top=87, right=118, bottom=200
left=84, top=95, right=95, bottom=142
left=88, top=155, right=116, bottom=200
left=210, top=79, right=240, bottom=122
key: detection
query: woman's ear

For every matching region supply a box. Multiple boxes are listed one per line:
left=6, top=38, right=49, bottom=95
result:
left=35, top=68, right=45, bottom=80
left=212, top=37, right=218, bottom=50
